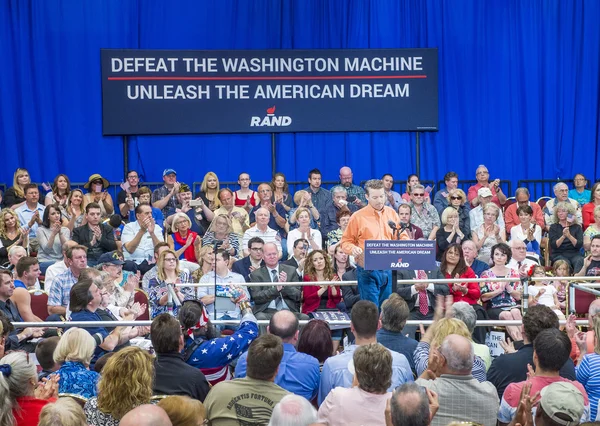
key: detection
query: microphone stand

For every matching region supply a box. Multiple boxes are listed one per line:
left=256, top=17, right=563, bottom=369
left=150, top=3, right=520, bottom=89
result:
left=213, top=240, right=220, bottom=321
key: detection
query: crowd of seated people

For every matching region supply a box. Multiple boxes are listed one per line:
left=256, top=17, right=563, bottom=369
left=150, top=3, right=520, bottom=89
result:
left=0, top=165, right=598, bottom=425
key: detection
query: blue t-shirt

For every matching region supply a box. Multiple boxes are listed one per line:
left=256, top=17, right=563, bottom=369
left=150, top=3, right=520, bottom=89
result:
left=569, top=189, right=591, bottom=208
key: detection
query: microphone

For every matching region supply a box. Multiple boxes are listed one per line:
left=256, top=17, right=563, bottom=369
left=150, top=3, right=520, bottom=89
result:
left=388, top=220, right=398, bottom=240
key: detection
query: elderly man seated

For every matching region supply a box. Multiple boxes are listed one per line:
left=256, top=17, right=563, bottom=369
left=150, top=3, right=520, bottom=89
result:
left=504, top=187, right=545, bottom=233
left=469, top=187, right=505, bottom=231
left=242, top=207, right=282, bottom=258
left=467, top=164, right=506, bottom=208
left=212, top=188, right=249, bottom=236
left=416, top=334, right=499, bottom=426
left=320, top=186, right=358, bottom=237
left=543, top=182, right=582, bottom=228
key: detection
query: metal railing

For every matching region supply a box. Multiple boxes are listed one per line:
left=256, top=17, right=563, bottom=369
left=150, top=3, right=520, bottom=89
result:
left=9, top=319, right=593, bottom=329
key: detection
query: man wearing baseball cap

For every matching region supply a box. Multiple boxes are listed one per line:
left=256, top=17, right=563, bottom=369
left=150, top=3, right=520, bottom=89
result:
left=537, top=382, right=586, bottom=426
left=152, top=168, right=180, bottom=217
left=469, top=186, right=506, bottom=231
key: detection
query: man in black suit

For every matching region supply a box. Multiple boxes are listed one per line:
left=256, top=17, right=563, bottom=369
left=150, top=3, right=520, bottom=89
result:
left=232, top=237, right=265, bottom=282
left=72, top=203, right=117, bottom=266
left=281, top=238, right=308, bottom=276
left=396, top=268, right=449, bottom=338
left=249, top=242, right=308, bottom=325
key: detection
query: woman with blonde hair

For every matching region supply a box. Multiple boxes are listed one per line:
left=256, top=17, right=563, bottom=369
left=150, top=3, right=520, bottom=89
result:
left=147, top=249, right=195, bottom=318
left=196, top=172, right=221, bottom=211
left=289, top=190, right=320, bottom=230
left=287, top=207, right=322, bottom=256
left=54, top=327, right=100, bottom=399
left=548, top=201, right=584, bottom=272
left=157, top=395, right=206, bottom=426
left=64, top=189, right=86, bottom=232
left=446, top=188, right=470, bottom=237
left=38, top=397, right=88, bottom=426
left=201, top=213, right=241, bottom=259
left=167, top=212, right=199, bottom=262
left=414, top=317, right=487, bottom=383
left=0, top=208, right=28, bottom=266
left=191, top=245, right=215, bottom=282
left=84, top=347, right=154, bottom=426
left=2, top=168, right=30, bottom=209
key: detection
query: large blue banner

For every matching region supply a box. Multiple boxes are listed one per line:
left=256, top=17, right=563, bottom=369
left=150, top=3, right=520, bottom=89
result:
left=100, top=49, right=438, bottom=135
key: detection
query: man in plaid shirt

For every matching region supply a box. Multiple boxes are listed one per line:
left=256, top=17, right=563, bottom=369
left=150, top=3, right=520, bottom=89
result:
left=47, top=245, right=88, bottom=317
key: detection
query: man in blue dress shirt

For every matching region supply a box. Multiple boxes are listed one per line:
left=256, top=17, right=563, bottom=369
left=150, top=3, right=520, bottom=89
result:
left=235, top=310, right=320, bottom=401
left=319, top=300, right=413, bottom=404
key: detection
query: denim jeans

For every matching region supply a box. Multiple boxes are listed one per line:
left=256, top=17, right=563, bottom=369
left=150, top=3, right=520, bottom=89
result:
left=356, top=265, right=391, bottom=309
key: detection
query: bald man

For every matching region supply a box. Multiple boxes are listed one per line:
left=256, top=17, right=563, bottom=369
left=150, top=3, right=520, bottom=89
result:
left=235, top=310, right=320, bottom=400
left=119, top=405, right=172, bottom=426
left=388, top=382, right=433, bottom=426
left=416, top=334, right=499, bottom=426
left=339, top=166, right=366, bottom=207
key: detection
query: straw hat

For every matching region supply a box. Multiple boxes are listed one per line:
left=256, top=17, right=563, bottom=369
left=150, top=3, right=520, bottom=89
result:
left=84, top=174, right=109, bottom=189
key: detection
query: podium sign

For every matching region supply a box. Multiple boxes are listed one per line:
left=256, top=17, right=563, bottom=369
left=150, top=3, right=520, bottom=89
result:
left=364, top=240, right=436, bottom=270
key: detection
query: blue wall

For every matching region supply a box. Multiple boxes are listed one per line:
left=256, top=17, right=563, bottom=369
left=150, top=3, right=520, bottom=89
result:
left=1, top=0, right=598, bottom=189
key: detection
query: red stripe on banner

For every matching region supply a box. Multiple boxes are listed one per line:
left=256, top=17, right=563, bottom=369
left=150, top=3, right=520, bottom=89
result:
left=107, top=75, right=427, bottom=81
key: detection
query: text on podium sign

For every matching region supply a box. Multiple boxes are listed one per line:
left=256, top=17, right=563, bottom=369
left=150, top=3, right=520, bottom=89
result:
left=364, top=240, right=436, bottom=270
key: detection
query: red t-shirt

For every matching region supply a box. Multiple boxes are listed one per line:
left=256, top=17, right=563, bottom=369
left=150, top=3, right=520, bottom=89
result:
left=445, top=267, right=480, bottom=304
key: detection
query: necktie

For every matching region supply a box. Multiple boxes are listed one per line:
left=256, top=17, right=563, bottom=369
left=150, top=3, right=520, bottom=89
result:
left=271, top=269, right=283, bottom=310
left=417, top=270, right=429, bottom=315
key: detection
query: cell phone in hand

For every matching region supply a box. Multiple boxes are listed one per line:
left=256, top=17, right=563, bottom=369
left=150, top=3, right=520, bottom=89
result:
left=189, top=199, right=203, bottom=207
left=567, top=214, right=574, bottom=223
left=347, top=195, right=357, bottom=203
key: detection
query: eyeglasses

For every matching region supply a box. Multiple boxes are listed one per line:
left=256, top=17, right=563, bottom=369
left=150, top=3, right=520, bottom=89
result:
left=413, top=193, right=425, bottom=197
left=450, top=196, right=462, bottom=200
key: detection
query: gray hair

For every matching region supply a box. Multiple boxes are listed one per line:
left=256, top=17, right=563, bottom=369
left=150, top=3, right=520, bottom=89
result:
left=412, top=184, right=425, bottom=193
left=450, top=302, right=477, bottom=333
left=552, top=201, right=578, bottom=224
left=268, top=394, right=317, bottom=426
left=7, top=245, right=26, bottom=256
left=0, top=352, right=37, bottom=407
left=439, top=335, right=474, bottom=373
left=390, top=383, right=430, bottom=426
left=330, top=185, right=347, bottom=197
left=553, top=182, right=568, bottom=193
left=515, top=187, right=530, bottom=197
